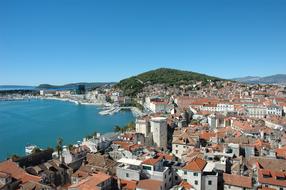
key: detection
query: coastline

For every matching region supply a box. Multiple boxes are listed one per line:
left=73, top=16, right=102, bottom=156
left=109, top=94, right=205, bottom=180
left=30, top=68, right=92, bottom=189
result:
left=0, top=95, right=144, bottom=118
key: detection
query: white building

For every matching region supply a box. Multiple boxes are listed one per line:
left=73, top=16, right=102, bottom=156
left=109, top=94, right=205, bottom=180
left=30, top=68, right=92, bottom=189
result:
left=246, top=106, right=267, bottom=118
left=177, top=158, right=218, bottom=190
left=150, top=117, right=168, bottom=148
left=81, top=133, right=112, bottom=153
left=116, top=156, right=174, bottom=190
left=267, top=106, right=283, bottom=116
left=216, top=103, right=235, bottom=112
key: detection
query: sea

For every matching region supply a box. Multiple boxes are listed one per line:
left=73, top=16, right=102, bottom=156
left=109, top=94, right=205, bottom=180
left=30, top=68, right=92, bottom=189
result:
left=0, top=99, right=134, bottom=160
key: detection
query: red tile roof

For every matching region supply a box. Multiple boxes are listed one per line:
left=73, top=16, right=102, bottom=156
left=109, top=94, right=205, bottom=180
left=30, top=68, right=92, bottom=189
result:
left=223, top=173, right=253, bottom=189
left=179, top=180, right=192, bottom=189
left=120, top=179, right=137, bottom=190
left=142, top=156, right=162, bottom=166
left=258, top=169, right=286, bottom=187
left=0, top=160, right=41, bottom=184
left=182, top=157, right=207, bottom=172
left=136, top=179, right=162, bottom=190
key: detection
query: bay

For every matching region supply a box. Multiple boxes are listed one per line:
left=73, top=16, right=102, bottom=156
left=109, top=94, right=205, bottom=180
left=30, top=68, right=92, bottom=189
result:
left=0, top=99, right=134, bottom=160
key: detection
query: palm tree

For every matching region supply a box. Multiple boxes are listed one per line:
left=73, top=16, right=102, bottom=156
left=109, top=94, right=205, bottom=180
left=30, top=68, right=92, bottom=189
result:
left=114, top=125, right=121, bottom=132
left=127, top=121, right=135, bottom=131
left=56, top=137, right=63, bottom=157
left=68, top=144, right=74, bottom=151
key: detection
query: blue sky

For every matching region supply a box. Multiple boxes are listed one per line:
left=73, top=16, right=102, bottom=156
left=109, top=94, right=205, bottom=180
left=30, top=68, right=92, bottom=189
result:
left=0, top=0, right=286, bottom=85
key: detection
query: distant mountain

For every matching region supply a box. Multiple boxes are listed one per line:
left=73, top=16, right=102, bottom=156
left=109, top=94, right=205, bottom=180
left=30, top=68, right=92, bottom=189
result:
left=0, top=85, right=35, bottom=91
left=37, top=82, right=115, bottom=90
left=233, top=74, right=286, bottom=85
left=116, top=68, right=222, bottom=96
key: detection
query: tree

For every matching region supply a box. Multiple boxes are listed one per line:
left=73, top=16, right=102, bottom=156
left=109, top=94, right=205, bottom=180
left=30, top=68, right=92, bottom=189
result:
left=126, top=122, right=135, bottom=131
left=68, top=144, right=74, bottom=151
left=56, top=137, right=63, bottom=157
left=114, top=125, right=121, bottom=132
left=10, top=154, right=20, bottom=161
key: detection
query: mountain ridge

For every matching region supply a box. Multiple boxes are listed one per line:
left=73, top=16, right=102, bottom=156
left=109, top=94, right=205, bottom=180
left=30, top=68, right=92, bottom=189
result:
left=232, top=74, right=286, bottom=85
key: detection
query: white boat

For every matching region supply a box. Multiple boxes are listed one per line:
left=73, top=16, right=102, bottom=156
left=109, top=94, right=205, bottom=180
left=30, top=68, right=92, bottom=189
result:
left=25, top=144, right=38, bottom=155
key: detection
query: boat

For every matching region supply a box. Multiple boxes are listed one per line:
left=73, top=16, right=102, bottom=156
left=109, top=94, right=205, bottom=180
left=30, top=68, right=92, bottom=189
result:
left=25, top=144, right=38, bottom=155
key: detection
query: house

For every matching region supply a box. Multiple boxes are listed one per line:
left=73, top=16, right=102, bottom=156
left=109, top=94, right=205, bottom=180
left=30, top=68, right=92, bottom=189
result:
left=0, top=160, right=41, bottom=189
left=223, top=173, right=253, bottom=190
left=177, top=157, right=218, bottom=190
left=257, top=169, right=286, bottom=190
left=172, top=129, right=198, bottom=160
left=116, top=155, right=174, bottom=190
left=136, top=179, right=162, bottom=190
left=68, top=172, right=113, bottom=190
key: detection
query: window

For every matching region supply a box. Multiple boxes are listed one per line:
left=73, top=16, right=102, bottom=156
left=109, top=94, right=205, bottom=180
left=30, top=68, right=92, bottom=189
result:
left=143, top=165, right=152, bottom=170
left=175, top=176, right=178, bottom=180
left=164, top=174, right=166, bottom=179
left=176, top=150, right=178, bottom=154
left=184, top=171, right=187, bottom=175
left=208, top=181, right=212, bottom=185
left=184, top=179, right=187, bottom=182
left=279, top=188, right=283, bottom=190
left=195, top=180, right=198, bottom=185
left=126, top=173, right=129, bottom=178
left=193, top=172, right=198, bottom=176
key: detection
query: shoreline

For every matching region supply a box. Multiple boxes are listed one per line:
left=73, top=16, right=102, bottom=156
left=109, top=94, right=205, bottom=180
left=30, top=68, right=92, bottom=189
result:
left=0, top=96, right=144, bottom=117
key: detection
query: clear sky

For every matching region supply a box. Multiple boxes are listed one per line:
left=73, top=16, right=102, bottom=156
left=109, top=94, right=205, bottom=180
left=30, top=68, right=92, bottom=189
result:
left=0, top=0, right=286, bottom=85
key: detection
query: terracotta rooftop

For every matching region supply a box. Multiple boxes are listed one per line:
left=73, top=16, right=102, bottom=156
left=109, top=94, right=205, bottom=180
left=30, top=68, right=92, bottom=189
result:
left=142, top=156, right=162, bottom=166
left=0, top=160, right=41, bottom=184
left=68, top=172, right=111, bottom=190
left=258, top=169, right=286, bottom=187
left=223, top=173, right=253, bottom=189
left=179, top=180, right=192, bottom=189
left=182, top=157, right=207, bottom=172
left=136, top=179, right=162, bottom=190
left=119, top=179, right=137, bottom=190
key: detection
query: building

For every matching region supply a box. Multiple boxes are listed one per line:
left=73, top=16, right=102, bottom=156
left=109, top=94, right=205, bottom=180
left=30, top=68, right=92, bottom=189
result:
left=69, top=172, right=112, bottom=190
left=135, top=118, right=150, bottom=137
left=267, top=106, right=283, bottom=117
left=177, top=157, right=218, bottom=190
left=246, top=106, right=267, bottom=118
left=150, top=117, right=168, bottom=148
left=116, top=156, right=174, bottom=190
left=172, top=129, right=198, bottom=160
left=223, top=173, right=253, bottom=190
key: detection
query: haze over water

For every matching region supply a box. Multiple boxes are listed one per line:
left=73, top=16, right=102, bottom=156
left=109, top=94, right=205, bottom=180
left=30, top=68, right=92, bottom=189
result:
left=0, top=99, right=134, bottom=160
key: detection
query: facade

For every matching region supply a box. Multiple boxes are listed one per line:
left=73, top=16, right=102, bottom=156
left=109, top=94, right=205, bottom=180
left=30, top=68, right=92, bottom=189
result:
left=267, top=106, right=283, bottom=116
left=150, top=117, right=168, bottom=148
left=172, top=129, right=198, bottom=159
left=135, top=118, right=150, bottom=137
left=178, top=158, right=218, bottom=190
left=246, top=106, right=267, bottom=118
left=116, top=156, right=175, bottom=190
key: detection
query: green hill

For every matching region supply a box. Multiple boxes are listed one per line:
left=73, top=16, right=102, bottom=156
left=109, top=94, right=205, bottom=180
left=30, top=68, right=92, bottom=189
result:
left=116, top=68, right=222, bottom=96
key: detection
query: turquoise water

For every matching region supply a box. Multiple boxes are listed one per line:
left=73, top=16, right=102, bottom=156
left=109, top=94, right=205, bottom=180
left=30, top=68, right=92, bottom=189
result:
left=0, top=99, right=134, bottom=160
